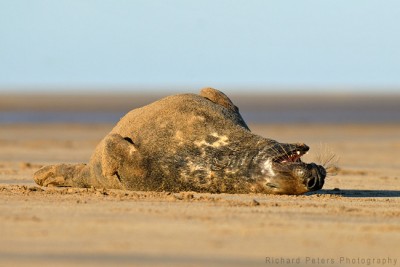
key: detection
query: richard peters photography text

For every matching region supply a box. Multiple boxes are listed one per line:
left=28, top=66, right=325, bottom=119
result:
left=265, top=257, right=397, bottom=266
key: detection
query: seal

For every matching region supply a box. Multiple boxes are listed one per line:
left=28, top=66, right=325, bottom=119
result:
left=33, top=88, right=326, bottom=195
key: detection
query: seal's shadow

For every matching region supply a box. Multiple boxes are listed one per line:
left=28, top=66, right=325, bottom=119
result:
left=307, top=189, right=400, bottom=198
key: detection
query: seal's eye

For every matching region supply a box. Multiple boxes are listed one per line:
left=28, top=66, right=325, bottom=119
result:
left=293, top=167, right=306, bottom=178
left=266, top=182, right=278, bottom=189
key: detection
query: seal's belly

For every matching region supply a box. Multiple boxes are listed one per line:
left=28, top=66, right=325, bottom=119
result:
left=134, top=131, right=262, bottom=192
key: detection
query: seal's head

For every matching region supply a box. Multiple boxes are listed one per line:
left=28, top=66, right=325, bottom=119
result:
left=261, top=142, right=326, bottom=195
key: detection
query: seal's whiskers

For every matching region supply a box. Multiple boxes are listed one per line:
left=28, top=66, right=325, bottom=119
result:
left=305, top=143, right=339, bottom=177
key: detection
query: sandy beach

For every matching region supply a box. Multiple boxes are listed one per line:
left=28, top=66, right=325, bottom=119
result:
left=0, top=121, right=399, bottom=267
left=2, top=0, right=400, bottom=265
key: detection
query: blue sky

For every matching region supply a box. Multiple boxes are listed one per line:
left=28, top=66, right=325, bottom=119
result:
left=0, top=0, right=399, bottom=93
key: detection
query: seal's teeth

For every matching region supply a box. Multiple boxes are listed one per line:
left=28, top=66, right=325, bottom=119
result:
left=296, top=151, right=301, bottom=155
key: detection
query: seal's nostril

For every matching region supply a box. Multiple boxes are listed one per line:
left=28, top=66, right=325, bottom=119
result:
left=307, top=166, right=326, bottom=191
left=318, top=165, right=327, bottom=178
left=307, top=177, right=317, bottom=189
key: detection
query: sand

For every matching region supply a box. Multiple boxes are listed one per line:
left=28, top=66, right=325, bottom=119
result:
left=0, top=123, right=399, bottom=267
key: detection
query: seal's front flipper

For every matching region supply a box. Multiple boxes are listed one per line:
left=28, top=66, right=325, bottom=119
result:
left=200, top=87, right=238, bottom=112
left=33, top=163, right=89, bottom=187
left=101, top=133, right=138, bottom=178
left=95, top=133, right=145, bottom=189
left=200, top=87, right=250, bottom=131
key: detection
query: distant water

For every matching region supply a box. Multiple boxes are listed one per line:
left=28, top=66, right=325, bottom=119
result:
left=0, top=111, right=125, bottom=124
left=242, top=109, right=400, bottom=124
left=1, top=109, right=399, bottom=124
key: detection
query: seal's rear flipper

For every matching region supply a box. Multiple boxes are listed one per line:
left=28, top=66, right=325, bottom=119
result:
left=33, top=163, right=89, bottom=187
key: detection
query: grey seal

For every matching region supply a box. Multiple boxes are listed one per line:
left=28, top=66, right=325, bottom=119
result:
left=33, top=88, right=326, bottom=195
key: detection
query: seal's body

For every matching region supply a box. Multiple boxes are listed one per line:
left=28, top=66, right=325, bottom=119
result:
left=34, top=88, right=326, bottom=195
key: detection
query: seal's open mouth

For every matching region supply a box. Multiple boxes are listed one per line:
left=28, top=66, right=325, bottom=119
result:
left=262, top=142, right=326, bottom=193
left=273, top=145, right=309, bottom=164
